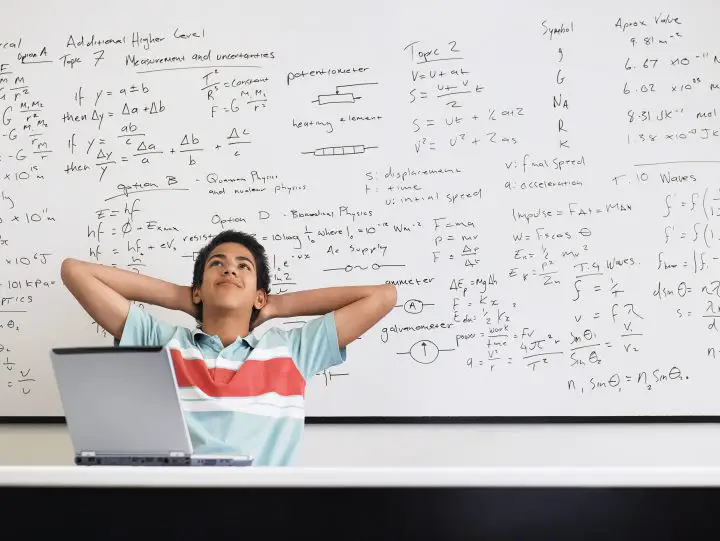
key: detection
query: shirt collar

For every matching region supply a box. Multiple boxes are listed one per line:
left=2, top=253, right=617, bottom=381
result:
left=192, top=327, right=258, bottom=348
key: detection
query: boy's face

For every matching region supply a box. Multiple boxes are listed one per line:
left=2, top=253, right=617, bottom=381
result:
left=192, top=242, right=266, bottom=319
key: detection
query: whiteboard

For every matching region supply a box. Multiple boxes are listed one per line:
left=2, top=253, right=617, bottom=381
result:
left=2, top=0, right=720, bottom=421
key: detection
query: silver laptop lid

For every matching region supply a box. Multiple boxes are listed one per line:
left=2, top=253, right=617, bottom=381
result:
left=50, top=346, right=193, bottom=457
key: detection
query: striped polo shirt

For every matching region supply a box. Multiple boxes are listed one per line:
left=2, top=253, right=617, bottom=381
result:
left=119, top=304, right=346, bottom=466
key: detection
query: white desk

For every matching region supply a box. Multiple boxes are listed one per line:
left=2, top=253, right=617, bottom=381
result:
left=1, top=466, right=717, bottom=539
left=1, top=465, right=720, bottom=487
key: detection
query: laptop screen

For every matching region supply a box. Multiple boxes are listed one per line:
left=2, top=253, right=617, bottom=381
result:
left=50, top=346, right=193, bottom=457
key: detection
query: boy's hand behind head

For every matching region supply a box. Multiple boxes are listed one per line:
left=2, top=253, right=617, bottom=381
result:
left=250, top=294, right=277, bottom=331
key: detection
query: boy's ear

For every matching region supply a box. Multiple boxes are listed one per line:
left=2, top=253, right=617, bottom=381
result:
left=192, top=286, right=201, bottom=305
left=254, top=289, right=267, bottom=310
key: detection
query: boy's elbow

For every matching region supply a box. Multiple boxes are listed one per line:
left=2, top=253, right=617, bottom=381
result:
left=60, top=258, right=78, bottom=283
left=380, top=283, right=397, bottom=312
left=60, top=258, right=89, bottom=288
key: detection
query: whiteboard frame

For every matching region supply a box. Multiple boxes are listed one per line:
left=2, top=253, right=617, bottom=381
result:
left=3, top=415, right=720, bottom=424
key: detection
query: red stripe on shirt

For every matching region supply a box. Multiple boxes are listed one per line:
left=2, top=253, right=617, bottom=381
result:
left=169, top=349, right=306, bottom=398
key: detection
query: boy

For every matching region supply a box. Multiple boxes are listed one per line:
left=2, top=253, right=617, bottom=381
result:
left=60, top=229, right=397, bottom=466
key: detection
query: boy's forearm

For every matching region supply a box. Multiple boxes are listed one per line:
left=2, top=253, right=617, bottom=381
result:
left=270, top=285, right=394, bottom=318
left=66, top=258, right=193, bottom=314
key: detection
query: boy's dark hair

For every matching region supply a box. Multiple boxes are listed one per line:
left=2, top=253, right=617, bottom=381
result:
left=191, top=229, right=271, bottom=327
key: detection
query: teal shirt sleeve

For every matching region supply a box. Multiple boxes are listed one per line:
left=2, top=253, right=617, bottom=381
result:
left=119, top=304, right=178, bottom=347
left=287, top=312, right=347, bottom=380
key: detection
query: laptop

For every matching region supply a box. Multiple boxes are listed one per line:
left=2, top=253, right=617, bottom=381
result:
left=50, top=345, right=253, bottom=467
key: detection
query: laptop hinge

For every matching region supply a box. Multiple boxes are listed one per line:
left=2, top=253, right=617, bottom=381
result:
left=79, top=450, right=187, bottom=458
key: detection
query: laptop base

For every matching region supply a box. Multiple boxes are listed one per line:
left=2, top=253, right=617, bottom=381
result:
left=75, top=455, right=252, bottom=467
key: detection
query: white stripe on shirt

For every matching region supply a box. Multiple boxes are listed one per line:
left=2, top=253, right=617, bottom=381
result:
left=178, top=391, right=305, bottom=418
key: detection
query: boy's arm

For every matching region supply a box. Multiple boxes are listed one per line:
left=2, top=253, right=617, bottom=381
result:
left=60, top=258, right=195, bottom=340
left=259, top=284, right=397, bottom=348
